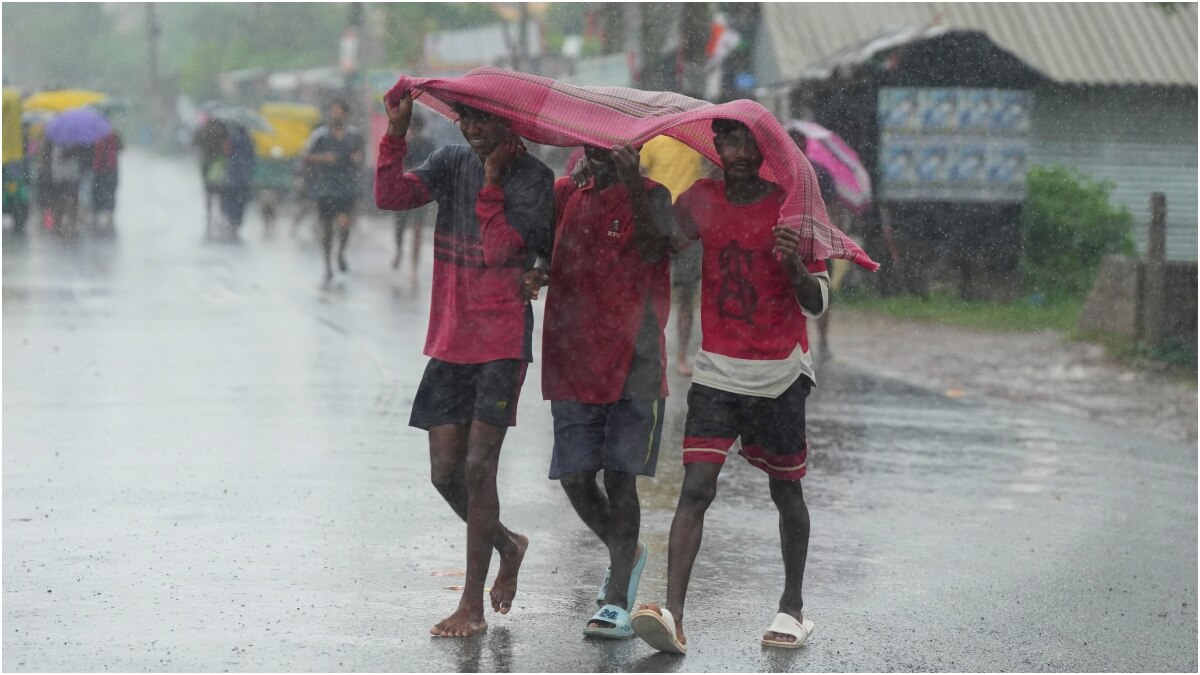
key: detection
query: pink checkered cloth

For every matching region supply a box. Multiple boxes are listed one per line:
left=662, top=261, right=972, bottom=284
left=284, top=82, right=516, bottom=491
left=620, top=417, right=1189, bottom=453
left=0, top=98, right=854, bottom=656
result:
left=384, top=68, right=878, bottom=271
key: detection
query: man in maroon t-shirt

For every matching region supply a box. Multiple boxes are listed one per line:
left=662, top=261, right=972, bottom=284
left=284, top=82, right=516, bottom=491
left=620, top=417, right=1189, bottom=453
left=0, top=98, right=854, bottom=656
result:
left=524, top=144, right=673, bottom=639
left=375, top=93, right=554, bottom=638
left=631, top=119, right=830, bottom=655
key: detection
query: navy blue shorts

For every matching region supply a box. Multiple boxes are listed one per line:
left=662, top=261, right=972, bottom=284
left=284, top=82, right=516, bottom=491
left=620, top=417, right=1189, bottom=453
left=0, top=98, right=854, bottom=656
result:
left=409, top=358, right=528, bottom=430
left=549, top=399, right=665, bottom=480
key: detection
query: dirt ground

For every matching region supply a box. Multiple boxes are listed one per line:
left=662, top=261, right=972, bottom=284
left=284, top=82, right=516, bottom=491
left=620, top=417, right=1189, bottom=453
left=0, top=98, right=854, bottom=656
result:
left=824, top=309, right=1197, bottom=443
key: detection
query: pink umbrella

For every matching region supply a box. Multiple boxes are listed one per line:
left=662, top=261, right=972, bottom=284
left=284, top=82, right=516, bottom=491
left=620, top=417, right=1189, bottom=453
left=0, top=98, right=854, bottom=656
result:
left=786, top=120, right=872, bottom=215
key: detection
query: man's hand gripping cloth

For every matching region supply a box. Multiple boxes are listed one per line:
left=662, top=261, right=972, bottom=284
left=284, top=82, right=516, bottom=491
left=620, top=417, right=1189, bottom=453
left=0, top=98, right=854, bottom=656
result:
left=383, top=67, right=878, bottom=271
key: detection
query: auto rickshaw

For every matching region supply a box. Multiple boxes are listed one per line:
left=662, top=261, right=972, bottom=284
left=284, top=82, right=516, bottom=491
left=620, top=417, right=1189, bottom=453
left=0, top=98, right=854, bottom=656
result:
left=3, top=87, right=30, bottom=231
left=251, top=102, right=320, bottom=234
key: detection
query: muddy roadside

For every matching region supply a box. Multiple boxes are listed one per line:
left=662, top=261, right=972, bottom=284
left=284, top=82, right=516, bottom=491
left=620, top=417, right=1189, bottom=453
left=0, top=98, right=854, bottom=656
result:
left=825, top=309, right=1197, bottom=443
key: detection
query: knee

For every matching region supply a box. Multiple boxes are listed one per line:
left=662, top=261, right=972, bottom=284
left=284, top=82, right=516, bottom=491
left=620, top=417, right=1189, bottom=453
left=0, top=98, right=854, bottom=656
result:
left=559, top=471, right=595, bottom=496
left=464, top=450, right=496, bottom=486
left=678, top=478, right=717, bottom=512
left=602, top=470, right=638, bottom=498
left=429, top=459, right=459, bottom=492
left=769, top=479, right=808, bottom=512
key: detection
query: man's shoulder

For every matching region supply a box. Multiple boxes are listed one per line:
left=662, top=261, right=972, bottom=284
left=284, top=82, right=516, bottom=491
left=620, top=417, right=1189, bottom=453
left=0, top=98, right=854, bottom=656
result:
left=514, top=151, right=554, bottom=182
left=678, top=178, right=721, bottom=203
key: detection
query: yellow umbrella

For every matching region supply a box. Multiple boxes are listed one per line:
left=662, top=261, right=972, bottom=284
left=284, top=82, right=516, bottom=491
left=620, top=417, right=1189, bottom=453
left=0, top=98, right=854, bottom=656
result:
left=3, top=88, right=24, bottom=163
left=252, top=102, right=321, bottom=159
left=24, top=89, right=107, bottom=113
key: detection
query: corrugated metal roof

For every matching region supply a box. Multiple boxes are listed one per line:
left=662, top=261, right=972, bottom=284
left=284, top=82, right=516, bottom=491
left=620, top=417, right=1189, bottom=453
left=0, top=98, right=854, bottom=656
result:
left=761, top=3, right=1197, bottom=87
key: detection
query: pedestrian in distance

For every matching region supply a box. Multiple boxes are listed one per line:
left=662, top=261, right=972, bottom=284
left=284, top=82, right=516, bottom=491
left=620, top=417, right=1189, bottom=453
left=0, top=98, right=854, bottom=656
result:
left=521, top=143, right=673, bottom=639
left=788, top=128, right=842, bottom=361
left=631, top=118, right=830, bottom=655
left=303, top=99, right=364, bottom=285
left=374, top=91, right=553, bottom=638
left=192, top=118, right=228, bottom=238
left=90, top=129, right=122, bottom=234
left=220, top=124, right=256, bottom=238
left=639, top=135, right=714, bottom=377
left=391, top=111, right=436, bottom=284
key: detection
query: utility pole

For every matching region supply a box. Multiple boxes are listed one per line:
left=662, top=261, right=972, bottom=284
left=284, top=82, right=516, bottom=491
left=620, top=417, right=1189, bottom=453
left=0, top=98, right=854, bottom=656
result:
left=517, top=2, right=531, bottom=73
left=1143, top=193, right=1168, bottom=347
left=145, top=3, right=163, bottom=146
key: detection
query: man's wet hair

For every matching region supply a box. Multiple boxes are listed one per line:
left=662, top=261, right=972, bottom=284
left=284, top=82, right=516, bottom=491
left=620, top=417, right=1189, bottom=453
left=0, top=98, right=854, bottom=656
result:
left=330, top=98, right=351, bottom=113
left=712, top=118, right=749, bottom=136
left=452, top=102, right=501, bottom=122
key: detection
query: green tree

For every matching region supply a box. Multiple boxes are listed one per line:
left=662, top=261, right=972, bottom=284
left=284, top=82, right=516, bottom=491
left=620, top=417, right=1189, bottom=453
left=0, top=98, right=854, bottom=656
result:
left=380, top=4, right=500, bottom=67
left=1022, top=166, right=1136, bottom=299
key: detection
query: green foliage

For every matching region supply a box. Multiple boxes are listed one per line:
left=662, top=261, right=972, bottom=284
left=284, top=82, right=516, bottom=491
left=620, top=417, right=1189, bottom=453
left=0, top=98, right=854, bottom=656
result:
left=171, top=4, right=345, bottom=99
left=839, top=292, right=1082, bottom=332
left=1021, top=165, right=1136, bottom=299
left=381, top=4, right=500, bottom=67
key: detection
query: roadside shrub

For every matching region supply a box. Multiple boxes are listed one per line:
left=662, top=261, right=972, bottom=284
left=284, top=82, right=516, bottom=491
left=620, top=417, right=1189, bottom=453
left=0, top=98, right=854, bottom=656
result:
left=1022, top=166, right=1136, bottom=299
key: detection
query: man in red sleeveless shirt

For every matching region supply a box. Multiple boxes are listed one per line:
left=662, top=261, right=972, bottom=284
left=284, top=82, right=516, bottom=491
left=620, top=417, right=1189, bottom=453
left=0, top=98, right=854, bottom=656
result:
left=631, top=119, right=829, bottom=654
left=525, top=144, right=673, bottom=639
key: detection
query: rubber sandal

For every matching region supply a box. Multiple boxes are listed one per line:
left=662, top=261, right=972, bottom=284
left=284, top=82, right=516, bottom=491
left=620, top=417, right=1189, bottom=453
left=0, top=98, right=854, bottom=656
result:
left=760, top=612, right=814, bottom=649
left=626, top=542, right=649, bottom=608
left=583, top=604, right=634, bottom=640
left=631, top=605, right=686, bottom=655
left=595, top=566, right=610, bottom=608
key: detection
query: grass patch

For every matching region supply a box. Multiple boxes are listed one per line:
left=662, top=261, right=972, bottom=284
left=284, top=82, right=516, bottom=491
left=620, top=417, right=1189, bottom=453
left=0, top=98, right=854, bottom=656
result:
left=1075, top=331, right=1198, bottom=382
left=837, top=292, right=1082, bottom=332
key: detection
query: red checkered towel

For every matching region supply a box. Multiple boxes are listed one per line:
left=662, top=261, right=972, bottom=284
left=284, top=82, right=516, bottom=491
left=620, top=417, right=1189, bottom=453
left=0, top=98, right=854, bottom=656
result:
left=384, top=68, right=878, bottom=271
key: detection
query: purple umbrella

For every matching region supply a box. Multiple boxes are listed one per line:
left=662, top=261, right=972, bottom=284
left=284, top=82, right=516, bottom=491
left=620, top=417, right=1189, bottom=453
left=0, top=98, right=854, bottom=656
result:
left=43, top=106, right=111, bottom=147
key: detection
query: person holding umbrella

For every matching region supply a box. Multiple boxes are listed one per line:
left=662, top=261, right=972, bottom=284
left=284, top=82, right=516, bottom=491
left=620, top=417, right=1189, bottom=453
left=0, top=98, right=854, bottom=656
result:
left=787, top=121, right=872, bottom=360
left=41, top=106, right=110, bottom=236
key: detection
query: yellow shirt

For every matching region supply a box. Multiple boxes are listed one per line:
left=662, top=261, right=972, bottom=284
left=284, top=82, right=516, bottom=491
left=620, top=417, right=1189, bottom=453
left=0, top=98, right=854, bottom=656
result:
left=640, top=136, right=707, bottom=204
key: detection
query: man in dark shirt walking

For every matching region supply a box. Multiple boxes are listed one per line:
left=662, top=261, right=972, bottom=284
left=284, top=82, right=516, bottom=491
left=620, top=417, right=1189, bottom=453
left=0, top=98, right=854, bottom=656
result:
left=375, top=92, right=553, bottom=638
left=303, top=99, right=364, bottom=284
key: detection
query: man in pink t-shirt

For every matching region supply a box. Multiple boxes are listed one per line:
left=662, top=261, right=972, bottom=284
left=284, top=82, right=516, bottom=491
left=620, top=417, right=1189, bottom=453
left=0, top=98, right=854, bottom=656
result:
left=631, top=119, right=830, bottom=655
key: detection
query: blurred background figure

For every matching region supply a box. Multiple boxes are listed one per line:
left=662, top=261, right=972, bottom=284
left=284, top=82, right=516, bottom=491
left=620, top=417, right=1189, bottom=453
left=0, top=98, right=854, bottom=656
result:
left=192, top=117, right=228, bottom=237
left=391, top=111, right=435, bottom=283
left=787, top=122, right=872, bottom=361
left=639, top=134, right=714, bottom=377
left=303, top=98, right=364, bottom=285
left=220, top=123, right=256, bottom=238
left=90, top=127, right=122, bottom=234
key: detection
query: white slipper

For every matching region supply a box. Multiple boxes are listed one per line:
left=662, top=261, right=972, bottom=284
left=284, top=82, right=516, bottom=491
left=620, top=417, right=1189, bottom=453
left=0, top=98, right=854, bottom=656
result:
left=761, top=612, right=814, bottom=649
left=631, top=606, right=686, bottom=655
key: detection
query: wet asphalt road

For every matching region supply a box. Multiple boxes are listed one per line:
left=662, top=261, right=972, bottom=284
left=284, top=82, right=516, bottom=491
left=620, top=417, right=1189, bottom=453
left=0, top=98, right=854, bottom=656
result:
left=3, top=150, right=1196, bottom=672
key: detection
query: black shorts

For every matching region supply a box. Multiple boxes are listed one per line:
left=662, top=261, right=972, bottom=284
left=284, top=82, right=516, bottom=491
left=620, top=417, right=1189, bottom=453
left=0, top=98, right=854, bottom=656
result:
left=316, top=195, right=355, bottom=221
left=548, top=399, right=665, bottom=480
left=681, top=376, right=812, bottom=480
left=409, top=358, right=528, bottom=430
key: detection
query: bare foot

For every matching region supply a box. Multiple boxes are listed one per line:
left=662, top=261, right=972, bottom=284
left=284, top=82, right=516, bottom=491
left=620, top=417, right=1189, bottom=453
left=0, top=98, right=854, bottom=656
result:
left=675, top=360, right=693, bottom=377
left=489, top=532, right=528, bottom=615
left=430, top=605, right=488, bottom=638
left=635, top=602, right=686, bottom=646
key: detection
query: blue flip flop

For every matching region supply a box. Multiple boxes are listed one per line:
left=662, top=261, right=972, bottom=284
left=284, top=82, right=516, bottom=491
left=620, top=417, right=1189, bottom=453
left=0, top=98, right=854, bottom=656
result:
left=595, top=567, right=610, bottom=608
left=596, top=542, right=649, bottom=607
left=584, top=604, right=634, bottom=639
left=627, top=542, right=649, bottom=608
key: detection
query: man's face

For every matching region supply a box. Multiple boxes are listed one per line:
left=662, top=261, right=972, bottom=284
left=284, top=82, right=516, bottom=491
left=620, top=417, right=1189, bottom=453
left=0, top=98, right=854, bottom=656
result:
left=714, top=126, right=764, bottom=181
left=329, top=104, right=348, bottom=126
left=457, top=107, right=509, bottom=159
left=583, top=145, right=615, bottom=181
